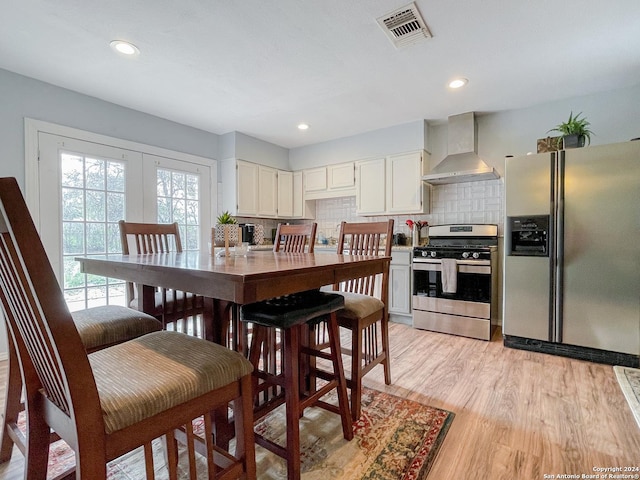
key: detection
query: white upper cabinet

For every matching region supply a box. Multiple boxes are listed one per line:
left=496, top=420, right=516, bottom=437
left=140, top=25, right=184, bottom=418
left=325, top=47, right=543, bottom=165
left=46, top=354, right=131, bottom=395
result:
left=356, top=151, right=430, bottom=216
left=328, top=162, right=355, bottom=190
left=293, top=171, right=315, bottom=219
left=277, top=170, right=293, bottom=218
left=303, top=167, right=327, bottom=193
left=303, top=162, right=356, bottom=200
left=386, top=152, right=428, bottom=213
left=257, top=165, right=278, bottom=217
left=356, top=158, right=386, bottom=215
left=222, top=159, right=288, bottom=219
left=235, top=160, right=259, bottom=216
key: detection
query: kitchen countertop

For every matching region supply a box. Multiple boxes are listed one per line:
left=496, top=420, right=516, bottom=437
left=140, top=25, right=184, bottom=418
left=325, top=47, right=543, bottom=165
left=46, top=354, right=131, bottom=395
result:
left=248, top=244, right=413, bottom=252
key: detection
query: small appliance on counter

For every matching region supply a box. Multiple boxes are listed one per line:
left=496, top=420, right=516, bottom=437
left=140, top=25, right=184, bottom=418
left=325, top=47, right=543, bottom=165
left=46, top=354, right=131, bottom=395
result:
left=392, top=233, right=407, bottom=246
left=239, top=224, right=255, bottom=244
left=239, top=224, right=264, bottom=245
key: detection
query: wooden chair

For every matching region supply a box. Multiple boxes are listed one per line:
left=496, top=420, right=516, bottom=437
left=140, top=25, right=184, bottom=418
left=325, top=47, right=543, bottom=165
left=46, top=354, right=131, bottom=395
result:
left=0, top=305, right=162, bottom=465
left=119, top=220, right=205, bottom=336
left=272, top=223, right=317, bottom=253
left=0, top=177, right=256, bottom=480
left=325, top=219, right=394, bottom=421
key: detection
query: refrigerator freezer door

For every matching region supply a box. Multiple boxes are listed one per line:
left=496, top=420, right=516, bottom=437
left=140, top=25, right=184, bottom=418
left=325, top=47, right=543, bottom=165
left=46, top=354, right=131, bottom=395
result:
left=505, top=152, right=552, bottom=216
left=503, top=153, right=553, bottom=340
left=561, top=142, right=640, bottom=355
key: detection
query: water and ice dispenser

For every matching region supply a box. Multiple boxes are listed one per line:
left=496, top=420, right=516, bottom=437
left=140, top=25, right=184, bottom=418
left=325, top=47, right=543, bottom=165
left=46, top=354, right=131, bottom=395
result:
left=507, top=215, right=550, bottom=257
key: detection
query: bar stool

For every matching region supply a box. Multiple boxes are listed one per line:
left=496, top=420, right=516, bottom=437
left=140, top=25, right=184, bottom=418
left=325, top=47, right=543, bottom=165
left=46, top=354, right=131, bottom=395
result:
left=240, top=290, right=353, bottom=480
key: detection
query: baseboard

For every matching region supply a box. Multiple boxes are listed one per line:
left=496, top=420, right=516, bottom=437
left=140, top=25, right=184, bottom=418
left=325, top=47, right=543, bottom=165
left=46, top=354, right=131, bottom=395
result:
left=389, top=314, right=412, bottom=326
left=504, top=335, right=639, bottom=368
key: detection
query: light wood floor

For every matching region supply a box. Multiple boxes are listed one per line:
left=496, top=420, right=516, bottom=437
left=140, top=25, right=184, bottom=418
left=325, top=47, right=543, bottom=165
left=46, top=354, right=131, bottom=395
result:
left=0, top=322, right=638, bottom=479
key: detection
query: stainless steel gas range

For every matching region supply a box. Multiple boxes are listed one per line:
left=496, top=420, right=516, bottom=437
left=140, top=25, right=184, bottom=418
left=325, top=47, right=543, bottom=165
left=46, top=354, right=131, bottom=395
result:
left=412, top=224, right=498, bottom=341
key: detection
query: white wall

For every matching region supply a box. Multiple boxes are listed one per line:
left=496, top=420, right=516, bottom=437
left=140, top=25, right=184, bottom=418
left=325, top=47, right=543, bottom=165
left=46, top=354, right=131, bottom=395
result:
left=289, top=84, right=640, bottom=175
left=234, top=132, right=289, bottom=169
left=0, top=68, right=220, bottom=187
left=289, top=120, right=428, bottom=169
left=0, top=68, right=224, bottom=358
left=431, top=84, right=640, bottom=176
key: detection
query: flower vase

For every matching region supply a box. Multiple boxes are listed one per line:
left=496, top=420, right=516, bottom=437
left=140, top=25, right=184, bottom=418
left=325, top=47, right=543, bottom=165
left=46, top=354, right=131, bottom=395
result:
left=421, top=226, right=429, bottom=246
left=412, top=228, right=420, bottom=247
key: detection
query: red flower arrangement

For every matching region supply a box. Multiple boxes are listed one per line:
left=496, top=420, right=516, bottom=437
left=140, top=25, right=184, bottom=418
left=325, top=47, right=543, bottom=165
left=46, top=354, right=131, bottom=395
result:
left=406, top=219, right=428, bottom=230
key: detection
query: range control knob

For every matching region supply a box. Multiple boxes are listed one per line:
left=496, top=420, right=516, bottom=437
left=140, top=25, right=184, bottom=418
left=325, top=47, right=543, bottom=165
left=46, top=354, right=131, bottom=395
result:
left=472, top=252, right=480, bottom=259
left=462, top=252, right=470, bottom=259
left=430, top=251, right=437, bottom=258
left=421, top=250, right=429, bottom=257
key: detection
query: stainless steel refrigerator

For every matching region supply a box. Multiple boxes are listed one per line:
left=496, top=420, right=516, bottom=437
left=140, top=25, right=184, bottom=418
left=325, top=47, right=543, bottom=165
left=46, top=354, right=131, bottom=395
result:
left=503, top=141, right=640, bottom=366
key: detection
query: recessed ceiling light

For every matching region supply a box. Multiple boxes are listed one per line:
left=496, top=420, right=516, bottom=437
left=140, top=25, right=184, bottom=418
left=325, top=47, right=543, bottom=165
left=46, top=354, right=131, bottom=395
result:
left=448, top=78, right=468, bottom=89
left=297, top=123, right=309, bottom=130
left=110, top=40, right=140, bottom=56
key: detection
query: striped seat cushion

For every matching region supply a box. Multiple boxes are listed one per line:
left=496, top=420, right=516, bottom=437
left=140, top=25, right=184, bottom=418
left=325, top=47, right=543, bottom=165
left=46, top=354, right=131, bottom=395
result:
left=320, top=289, right=384, bottom=320
left=73, top=305, right=162, bottom=350
left=89, top=331, right=253, bottom=434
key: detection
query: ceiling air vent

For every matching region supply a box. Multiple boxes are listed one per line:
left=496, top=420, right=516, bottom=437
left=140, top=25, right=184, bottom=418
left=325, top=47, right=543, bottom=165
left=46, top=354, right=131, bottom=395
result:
left=377, top=2, right=432, bottom=48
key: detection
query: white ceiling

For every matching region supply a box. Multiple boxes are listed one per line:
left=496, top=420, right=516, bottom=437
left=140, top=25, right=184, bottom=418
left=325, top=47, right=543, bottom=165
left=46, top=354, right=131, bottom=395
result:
left=2, top=1, right=639, bottom=149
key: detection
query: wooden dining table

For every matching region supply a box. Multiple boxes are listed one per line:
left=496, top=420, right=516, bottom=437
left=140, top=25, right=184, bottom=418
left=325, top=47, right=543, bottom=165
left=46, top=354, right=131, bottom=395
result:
left=77, top=249, right=390, bottom=344
left=77, top=249, right=390, bottom=478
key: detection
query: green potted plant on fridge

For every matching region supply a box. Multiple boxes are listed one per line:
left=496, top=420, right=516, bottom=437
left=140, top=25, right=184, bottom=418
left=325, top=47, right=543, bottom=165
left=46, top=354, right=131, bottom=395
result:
left=547, top=111, right=594, bottom=149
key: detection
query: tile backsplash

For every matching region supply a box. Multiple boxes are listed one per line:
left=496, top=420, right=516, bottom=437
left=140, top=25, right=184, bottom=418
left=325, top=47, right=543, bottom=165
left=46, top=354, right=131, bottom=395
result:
left=313, top=179, right=504, bottom=239
left=429, top=179, right=504, bottom=234
left=231, top=178, right=504, bottom=243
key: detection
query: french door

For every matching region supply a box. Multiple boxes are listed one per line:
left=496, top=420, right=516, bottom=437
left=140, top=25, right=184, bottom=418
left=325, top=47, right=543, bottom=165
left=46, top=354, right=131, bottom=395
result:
left=37, top=132, right=212, bottom=311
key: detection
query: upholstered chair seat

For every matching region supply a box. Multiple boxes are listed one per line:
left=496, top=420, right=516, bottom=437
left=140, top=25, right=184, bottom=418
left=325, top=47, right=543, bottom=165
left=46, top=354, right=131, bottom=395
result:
left=89, top=331, right=253, bottom=434
left=320, top=288, right=384, bottom=321
left=72, top=305, right=162, bottom=351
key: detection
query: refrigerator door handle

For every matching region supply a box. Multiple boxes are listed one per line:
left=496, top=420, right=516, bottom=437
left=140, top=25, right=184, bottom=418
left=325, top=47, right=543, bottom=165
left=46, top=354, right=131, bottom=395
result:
left=553, top=151, right=565, bottom=343
left=549, top=153, right=556, bottom=342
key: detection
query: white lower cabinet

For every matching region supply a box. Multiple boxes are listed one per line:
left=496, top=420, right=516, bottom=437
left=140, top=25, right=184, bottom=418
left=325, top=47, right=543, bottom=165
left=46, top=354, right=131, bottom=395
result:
left=388, top=250, right=412, bottom=324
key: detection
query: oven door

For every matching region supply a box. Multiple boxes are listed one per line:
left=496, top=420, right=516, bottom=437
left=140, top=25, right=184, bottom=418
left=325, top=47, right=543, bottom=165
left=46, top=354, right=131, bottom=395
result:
left=412, top=260, right=492, bottom=318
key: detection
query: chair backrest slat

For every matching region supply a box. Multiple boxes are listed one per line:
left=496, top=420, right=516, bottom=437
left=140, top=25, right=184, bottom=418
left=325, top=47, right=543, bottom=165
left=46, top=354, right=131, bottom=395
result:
left=120, top=221, right=182, bottom=255
left=0, top=177, right=101, bottom=425
left=335, top=220, right=393, bottom=297
left=119, top=221, right=183, bottom=302
left=273, top=223, right=317, bottom=253
left=0, top=230, right=72, bottom=415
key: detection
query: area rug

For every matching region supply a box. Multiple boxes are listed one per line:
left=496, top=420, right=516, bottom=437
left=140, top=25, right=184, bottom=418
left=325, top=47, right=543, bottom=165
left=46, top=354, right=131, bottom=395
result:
left=25, top=387, right=454, bottom=479
left=614, top=365, right=640, bottom=429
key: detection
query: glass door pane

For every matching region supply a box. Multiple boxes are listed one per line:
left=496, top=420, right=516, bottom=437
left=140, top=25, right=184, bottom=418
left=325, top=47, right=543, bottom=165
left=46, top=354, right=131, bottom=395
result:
left=38, top=133, right=143, bottom=311
left=38, top=134, right=213, bottom=311
left=144, top=154, right=212, bottom=253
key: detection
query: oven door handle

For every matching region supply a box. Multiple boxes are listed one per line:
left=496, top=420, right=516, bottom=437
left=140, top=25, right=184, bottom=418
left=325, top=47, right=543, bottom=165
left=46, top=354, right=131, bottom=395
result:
left=413, top=261, right=491, bottom=275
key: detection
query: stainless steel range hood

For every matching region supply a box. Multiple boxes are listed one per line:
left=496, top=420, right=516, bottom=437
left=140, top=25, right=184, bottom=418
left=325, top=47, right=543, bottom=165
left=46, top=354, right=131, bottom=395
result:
left=422, top=112, right=500, bottom=184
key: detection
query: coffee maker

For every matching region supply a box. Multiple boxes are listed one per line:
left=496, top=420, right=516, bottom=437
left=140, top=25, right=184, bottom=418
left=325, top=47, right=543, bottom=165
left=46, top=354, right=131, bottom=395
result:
left=239, top=224, right=256, bottom=245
